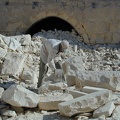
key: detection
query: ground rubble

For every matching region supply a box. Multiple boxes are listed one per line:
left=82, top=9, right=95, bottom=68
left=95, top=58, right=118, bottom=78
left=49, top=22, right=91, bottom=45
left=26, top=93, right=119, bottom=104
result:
left=0, top=30, right=120, bottom=120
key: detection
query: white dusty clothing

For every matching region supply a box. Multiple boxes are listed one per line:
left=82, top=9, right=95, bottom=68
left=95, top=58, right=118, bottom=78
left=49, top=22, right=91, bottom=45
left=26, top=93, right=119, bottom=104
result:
left=40, top=39, right=61, bottom=70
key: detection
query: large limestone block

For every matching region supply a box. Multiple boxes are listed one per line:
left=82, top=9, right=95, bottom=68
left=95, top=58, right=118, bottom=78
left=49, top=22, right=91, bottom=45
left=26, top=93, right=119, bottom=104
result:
left=62, top=56, right=85, bottom=86
left=2, top=85, right=40, bottom=108
left=62, top=56, right=85, bottom=75
left=81, top=86, right=107, bottom=94
left=1, top=52, right=26, bottom=76
left=3, top=37, right=21, bottom=51
left=38, top=91, right=73, bottom=110
left=10, top=34, right=31, bottom=46
left=58, top=90, right=112, bottom=117
left=93, top=102, right=115, bottom=118
left=76, top=71, right=120, bottom=91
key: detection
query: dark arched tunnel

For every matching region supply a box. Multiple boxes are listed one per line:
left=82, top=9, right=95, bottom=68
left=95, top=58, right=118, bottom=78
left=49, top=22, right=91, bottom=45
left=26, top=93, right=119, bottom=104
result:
left=26, top=17, right=78, bottom=36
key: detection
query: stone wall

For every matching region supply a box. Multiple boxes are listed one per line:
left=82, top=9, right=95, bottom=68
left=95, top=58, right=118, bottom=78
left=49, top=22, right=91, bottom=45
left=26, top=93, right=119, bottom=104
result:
left=0, top=0, right=120, bottom=44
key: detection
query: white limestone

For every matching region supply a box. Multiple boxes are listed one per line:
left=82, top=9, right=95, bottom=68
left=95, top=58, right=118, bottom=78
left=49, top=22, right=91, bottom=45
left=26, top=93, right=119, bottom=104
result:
left=2, top=85, right=40, bottom=107
left=112, top=105, right=120, bottom=119
left=58, top=90, right=112, bottom=117
left=76, top=71, right=120, bottom=91
left=3, top=37, right=21, bottom=51
left=1, top=52, right=26, bottom=76
left=81, top=86, right=107, bottom=93
left=93, top=102, right=115, bottom=118
left=66, top=89, right=87, bottom=98
left=38, top=91, right=73, bottom=110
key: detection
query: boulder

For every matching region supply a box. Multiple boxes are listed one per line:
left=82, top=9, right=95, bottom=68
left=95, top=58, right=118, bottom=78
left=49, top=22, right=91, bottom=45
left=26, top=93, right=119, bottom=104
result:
left=1, top=52, right=26, bottom=76
left=2, top=85, right=40, bottom=108
left=62, top=56, right=85, bottom=86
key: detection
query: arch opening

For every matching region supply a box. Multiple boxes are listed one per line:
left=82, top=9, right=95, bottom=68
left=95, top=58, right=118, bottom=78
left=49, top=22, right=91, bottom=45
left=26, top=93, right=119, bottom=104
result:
left=26, top=16, right=78, bottom=36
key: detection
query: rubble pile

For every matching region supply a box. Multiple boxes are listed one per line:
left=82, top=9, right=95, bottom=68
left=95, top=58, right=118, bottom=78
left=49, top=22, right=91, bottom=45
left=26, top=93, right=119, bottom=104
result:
left=0, top=30, right=120, bottom=120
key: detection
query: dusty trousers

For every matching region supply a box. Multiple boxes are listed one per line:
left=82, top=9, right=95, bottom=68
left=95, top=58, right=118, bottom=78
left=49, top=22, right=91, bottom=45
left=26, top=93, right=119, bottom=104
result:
left=38, top=58, right=47, bottom=88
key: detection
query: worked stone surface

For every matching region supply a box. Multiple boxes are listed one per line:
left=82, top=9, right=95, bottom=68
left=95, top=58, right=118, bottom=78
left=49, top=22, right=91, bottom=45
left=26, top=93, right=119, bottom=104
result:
left=3, top=37, right=21, bottom=51
left=2, top=85, right=40, bottom=108
left=1, top=52, right=26, bottom=76
left=93, top=102, right=115, bottom=118
left=76, top=71, right=120, bottom=91
left=66, top=89, right=87, bottom=98
left=81, top=86, right=107, bottom=94
left=112, top=105, right=120, bottom=119
left=38, top=91, right=73, bottom=110
left=62, top=56, right=85, bottom=87
left=58, top=90, right=112, bottom=117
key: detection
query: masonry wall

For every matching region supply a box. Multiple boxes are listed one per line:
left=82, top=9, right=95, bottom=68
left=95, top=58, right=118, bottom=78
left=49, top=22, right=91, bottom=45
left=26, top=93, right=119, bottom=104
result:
left=0, top=0, right=120, bottom=44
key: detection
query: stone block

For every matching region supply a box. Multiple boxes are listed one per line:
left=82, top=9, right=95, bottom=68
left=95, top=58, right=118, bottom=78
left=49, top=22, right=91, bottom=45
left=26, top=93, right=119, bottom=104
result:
left=76, top=71, right=120, bottom=91
left=1, top=52, right=26, bottom=76
left=0, top=48, right=7, bottom=59
left=2, top=85, right=40, bottom=108
left=81, top=86, right=107, bottom=94
left=58, top=90, right=112, bottom=117
left=38, top=91, right=73, bottom=110
left=93, top=102, right=115, bottom=118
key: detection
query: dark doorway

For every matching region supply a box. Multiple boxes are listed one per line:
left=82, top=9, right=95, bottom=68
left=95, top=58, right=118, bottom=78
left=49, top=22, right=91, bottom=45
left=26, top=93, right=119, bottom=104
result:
left=26, top=16, right=78, bottom=36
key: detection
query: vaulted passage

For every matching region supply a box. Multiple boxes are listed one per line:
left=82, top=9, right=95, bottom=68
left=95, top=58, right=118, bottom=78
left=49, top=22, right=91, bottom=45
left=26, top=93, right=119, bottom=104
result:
left=26, top=17, right=78, bottom=36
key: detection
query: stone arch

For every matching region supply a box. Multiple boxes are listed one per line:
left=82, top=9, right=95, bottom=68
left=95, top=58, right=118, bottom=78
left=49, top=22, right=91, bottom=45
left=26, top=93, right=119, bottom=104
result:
left=26, top=16, right=79, bottom=36
left=24, top=11, right=89, bottom=43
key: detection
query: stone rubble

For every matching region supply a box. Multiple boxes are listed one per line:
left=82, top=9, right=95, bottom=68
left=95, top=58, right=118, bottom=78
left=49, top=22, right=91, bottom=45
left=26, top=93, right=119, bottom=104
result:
left=0, top=30, right=120, bottom=120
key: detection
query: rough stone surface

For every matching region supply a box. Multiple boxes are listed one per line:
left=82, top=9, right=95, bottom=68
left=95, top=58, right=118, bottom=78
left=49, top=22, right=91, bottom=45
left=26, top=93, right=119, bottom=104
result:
left=58, top=90, right=112, bottom=117
left=76, top=71, right=120, bottom=91
left=112, top=105, right=120, bottom=119
left=38, top=91, right=73, bottom=110
left=2, top=85, right=40, bottom=108
left=93, top=102, right=115, bottom=118
left=1, top=52, right=26, bottom=76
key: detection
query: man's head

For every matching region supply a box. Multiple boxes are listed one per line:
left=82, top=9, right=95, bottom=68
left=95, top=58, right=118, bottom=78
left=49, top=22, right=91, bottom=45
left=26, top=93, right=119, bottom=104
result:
left=60, top=40, right=69, bottom=52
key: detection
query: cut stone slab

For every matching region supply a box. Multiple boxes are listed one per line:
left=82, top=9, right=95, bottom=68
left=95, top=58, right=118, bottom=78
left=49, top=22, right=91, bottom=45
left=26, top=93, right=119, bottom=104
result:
left=58, top=90, right=112, bottom=117
left=76, top=71, right=120, bottom=91
left=81, top=86, right=107, bottom=94
left=93, top=102, right=115, bottom=118
left=66, top=89, right=87, bottom=98
left=1, top=52, right=26, bottom=76
left=2, top=85, right=40, bottom=108
left=38, top=91, right=73, bottom=110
